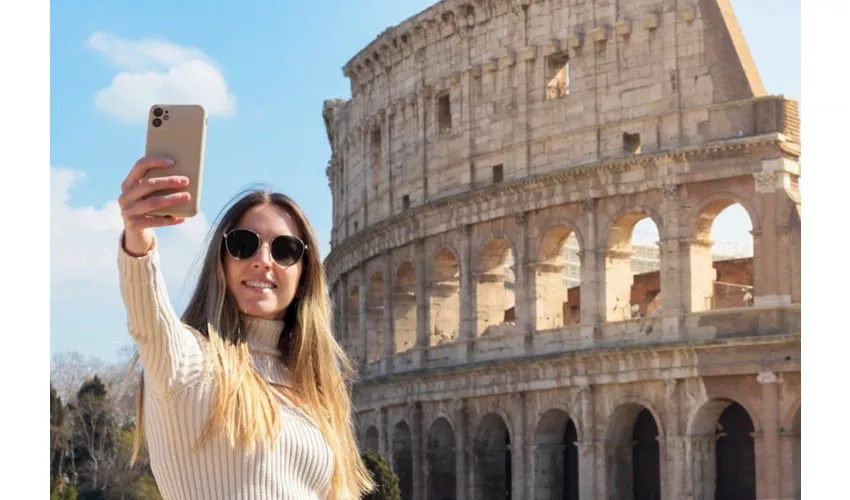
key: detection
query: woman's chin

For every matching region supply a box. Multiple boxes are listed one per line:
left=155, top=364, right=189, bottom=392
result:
left=238, top=301, right=283, bottom=321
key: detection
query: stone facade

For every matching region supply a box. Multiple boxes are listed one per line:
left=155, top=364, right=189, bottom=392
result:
left=322, top=0, right=801, bottom=499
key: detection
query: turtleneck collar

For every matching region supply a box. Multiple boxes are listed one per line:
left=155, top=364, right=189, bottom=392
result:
left=243, top=315, right=285, bottom=354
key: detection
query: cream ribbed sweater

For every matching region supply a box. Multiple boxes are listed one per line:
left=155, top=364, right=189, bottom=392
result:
left=117, top=240, right=334, bottom=500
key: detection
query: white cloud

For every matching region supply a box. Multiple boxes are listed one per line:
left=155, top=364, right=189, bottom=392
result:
left=50, top=166, right=212, bottom=305
left=86, top=32, right=237, bottom=123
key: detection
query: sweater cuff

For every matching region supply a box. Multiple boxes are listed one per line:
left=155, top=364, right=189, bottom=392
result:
left=118, top=232, right=159, bottom=284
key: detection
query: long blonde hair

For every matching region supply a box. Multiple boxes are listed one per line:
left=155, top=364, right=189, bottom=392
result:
left=129, top=189, right=373, bottom=498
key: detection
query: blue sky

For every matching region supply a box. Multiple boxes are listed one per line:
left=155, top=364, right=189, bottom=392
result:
left=50, top=0, right=801, bottom=362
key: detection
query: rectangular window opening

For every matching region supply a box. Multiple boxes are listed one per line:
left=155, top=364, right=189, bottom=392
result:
left=492, top=164, right=504, bottom=184
left=546, top=52, right=570, bottom=100
left=623, top=132, right=641, bottom=154
left=437, top=93, right=452, bottom=133
left=402, top=195, right=410, bottom=211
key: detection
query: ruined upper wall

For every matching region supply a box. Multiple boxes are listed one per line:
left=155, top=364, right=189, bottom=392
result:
left=341, top=0, right=764, bottom=102
left=323, top=0, right=790, bottom=248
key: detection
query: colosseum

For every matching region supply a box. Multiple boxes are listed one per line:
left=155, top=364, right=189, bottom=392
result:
left=321, top=0, right=801, bottom=498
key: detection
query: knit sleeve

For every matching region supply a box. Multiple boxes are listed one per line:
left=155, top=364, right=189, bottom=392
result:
left=117, top=233, right=206, bottom=394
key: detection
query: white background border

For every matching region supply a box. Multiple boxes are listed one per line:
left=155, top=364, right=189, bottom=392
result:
left=0, top=0, right=821, bottom=496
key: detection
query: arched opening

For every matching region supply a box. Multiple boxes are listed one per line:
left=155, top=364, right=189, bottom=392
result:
left=474, top=413, right=512, bottom=500
left=364, top=425, right=379, bottom=453
left=430, top=248, right=461, bottom=346
left=426, top=417, right=457, bottom=500
left=393, top=262, right=417, bottom=353
left=605, top=214, right=661, bottom=322
left=476, top=238, right=515, bottom=336
left=535, top=226, right=582, bottom=329
left=533, top=409, right=579, bottom=500
left=367, top=271, right=385, bottom=363
left=688, top=399, right=758, bottom=500
left=632, top=409, right=660, bottom=500
left=347, top=286, right=362, bottom=363
left=691, top=200, right=755, bottom=312
left=715, top=403, right=756, bottom=500
left=606, top=403, right=661, bottom=499
left=392, top=421, right=414, bottom=500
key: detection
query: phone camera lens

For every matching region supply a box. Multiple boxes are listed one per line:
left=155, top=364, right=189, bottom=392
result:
left=163, top=115, right=170, bottom=121
left=153, top=107, right=164, bottom=117
left=152, top=118, right=162, bottom=127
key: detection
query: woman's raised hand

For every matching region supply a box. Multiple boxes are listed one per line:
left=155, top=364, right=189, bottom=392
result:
left=118, top=156, right=191, bottom=256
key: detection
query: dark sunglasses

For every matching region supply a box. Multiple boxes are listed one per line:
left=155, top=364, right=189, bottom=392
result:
left=222, top=228, right=307, bottom=267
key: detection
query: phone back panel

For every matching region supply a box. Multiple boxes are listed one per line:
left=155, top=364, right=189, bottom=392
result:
left=143, top=104, right=207, bottom=217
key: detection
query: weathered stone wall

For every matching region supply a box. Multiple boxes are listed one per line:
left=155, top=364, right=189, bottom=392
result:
left=321, top=1, right=801, bottom=499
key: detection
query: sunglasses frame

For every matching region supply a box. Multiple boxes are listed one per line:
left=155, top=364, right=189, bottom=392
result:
left=222, top=228, right=308, bottom=267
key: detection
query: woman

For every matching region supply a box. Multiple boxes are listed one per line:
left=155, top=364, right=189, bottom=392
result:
left=117, top=156, right=374, bottom=499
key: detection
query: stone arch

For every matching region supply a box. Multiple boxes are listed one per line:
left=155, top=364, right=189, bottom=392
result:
left=687, top=395, right=762, bottom=435
left=475, top=236, right=516, bottom=336
left=535, top=220, right=584, bottom=329
left=602, top=207, right=665, bottom=322
left=430, top=247, right=461, bottom=345
left=687, top=192, right=758, bottom=312
left=367, top=271, right=385, bottom=363
left=364, top=424, right=379, bottom=453
left=603, top=204, right=666, bottom=251
left=427, top=417, right=457, bottom=500
left=393, top=261, right=417, bottom=353
left=688, top=192, right=760, bottom=239
left=534, top=216, right=586, bottom=259
left=781, top=399, right=801, bottom=431
left=391, top=421, right=414, bottom=500
left=473, top=412, right=513, bottom=500
left=533, top=409, right=580, bottom=500
left=604, top=399, right=664, bottom=500
left=687, top=398, right=758, bottom=500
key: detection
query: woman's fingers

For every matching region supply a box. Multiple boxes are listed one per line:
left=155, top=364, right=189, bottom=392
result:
left=120, top=156, right=174, bottom=193
left=122, top=191, right=192, bottom=218
left=118, top=175, right=189, bottom=211
left=125, top=214, right=186, bottom=231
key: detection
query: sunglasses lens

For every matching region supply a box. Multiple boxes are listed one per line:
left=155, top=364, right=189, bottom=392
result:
left=271, top=236, right=304, bottom=266
left=225, top=229, right=260, bottom=259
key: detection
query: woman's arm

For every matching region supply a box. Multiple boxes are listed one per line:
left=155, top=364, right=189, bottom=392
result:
left=116, top=155, right=205, bottom=395
left=118, top=234, right=206, bottom=394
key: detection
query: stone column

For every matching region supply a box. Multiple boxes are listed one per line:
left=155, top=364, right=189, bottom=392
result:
left=382, top=252, right=395, bottom=376
left=517, top=46, right=536, bottom=178
left=417, top=87, right=431, bottom=200
left=686, top=435, right=716, bottom=500
left=663, top=378, right=685, bottom=499
left=753, top=158, right=800, bottom=307
left=341, top=273, right=350, bottom=350
left=513, top=213, right=531, bottom=346
left=511, top=392, right=527, bottom=499
left=578, top=199, right=602, bottom=345
left=778, top=427, right=801, bottom=500
left=358, top=266, right=368, bottom=372
left=459, top=225, right=476, bottom=361
left=659, top=184, right=685, bottom=338
left=414, top=239, right=429, bottom=369
left=379, top=407, right=389, bottom=462
left=576, top=385, right=597, bottom=500
left=454, top=399, right=469, bottom=500
left=411, top=403, right=424, bottom=500
left=757, top=371, right=782, bottom=499
left=752, top=170, right=782, bottom=307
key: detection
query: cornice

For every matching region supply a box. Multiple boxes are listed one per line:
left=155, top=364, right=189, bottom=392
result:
left=323, top=133, right=792, bottom=280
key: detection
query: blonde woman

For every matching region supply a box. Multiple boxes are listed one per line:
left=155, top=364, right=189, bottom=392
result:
left=117, top=156, right=373, bottom=499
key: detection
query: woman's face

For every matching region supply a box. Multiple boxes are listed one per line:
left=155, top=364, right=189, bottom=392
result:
left=223, top=203, right=305, bottom=321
